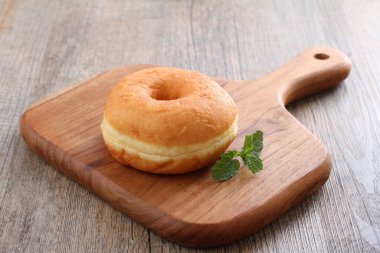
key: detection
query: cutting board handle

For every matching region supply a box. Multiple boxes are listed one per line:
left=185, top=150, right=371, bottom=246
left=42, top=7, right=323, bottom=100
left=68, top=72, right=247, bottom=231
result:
left=268, top=46, right=351, bottom=105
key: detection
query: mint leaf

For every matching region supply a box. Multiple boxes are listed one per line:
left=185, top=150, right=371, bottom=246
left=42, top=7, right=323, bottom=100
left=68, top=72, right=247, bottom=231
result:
left=211, top=150, right=240, bottom=181
left=240, top=131, right=264, bottom=173
left=211, top=130, right=264, bottom=181
left=241, top=130, right=263, bottom=156
left=241, top=152, right=263, bottom=173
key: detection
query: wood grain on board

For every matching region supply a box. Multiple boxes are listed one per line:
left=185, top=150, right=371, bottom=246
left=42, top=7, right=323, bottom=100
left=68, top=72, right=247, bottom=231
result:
left=1, top=0, right=380, bottom=252
left=19, top=47, right=350, bottom=247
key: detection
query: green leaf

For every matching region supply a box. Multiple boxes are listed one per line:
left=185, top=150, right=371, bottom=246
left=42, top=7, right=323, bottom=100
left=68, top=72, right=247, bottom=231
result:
left=242, top=130, right=263, bottom=155
left=211, top=150, right=240, bottom=181
left=241, top=152, right=263, bottom=173
left=240, top=130, right=264, bottom=174
left=211, top=130, right=264, bottom=181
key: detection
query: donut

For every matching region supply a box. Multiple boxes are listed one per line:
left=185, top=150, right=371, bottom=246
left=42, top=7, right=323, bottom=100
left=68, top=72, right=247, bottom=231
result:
left=100, top=67, right=238, bottom=174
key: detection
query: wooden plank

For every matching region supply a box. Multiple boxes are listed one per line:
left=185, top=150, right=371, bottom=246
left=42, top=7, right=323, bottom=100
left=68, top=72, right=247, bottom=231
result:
left=0, top=0, right=379, bottom=252
left=19, top=46, right=350, bottom=247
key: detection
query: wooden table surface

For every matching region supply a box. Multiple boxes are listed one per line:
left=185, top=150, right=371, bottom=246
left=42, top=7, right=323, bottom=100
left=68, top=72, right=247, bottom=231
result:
left=0, top=0, right=379, bottom=252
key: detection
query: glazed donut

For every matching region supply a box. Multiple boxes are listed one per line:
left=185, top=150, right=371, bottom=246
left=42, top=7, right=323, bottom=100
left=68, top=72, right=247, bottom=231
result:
left=101, top=67, right=238, bottom=174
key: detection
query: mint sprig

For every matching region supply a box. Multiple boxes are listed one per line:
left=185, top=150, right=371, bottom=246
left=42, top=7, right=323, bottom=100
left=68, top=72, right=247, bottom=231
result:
left=211, top=130, right=264, bottom=181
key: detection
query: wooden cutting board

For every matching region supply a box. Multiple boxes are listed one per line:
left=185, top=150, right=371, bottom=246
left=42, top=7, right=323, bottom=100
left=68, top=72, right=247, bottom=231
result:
left=19, top=46, right=351, bottom=248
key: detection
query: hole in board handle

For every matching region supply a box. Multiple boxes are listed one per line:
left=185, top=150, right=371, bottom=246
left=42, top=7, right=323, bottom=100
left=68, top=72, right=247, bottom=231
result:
left=314, top=53, right=330, bottom=60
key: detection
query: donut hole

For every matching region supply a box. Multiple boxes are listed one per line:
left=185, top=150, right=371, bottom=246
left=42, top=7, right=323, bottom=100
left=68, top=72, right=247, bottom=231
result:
left=150, top=87, right=180, bottom=101
left=150, top=79, right=194, bottom=101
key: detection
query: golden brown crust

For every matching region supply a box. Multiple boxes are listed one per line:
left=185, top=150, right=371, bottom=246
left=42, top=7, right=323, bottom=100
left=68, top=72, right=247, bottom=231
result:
left=103, top=67, right=237, bottom=146
left=102, top=67, right=238, bottom=174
